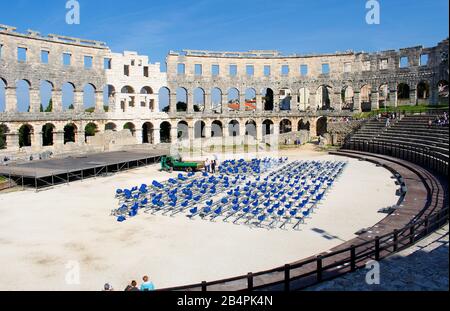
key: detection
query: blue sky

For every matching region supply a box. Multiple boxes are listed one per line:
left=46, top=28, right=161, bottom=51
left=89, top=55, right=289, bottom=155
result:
left=0, top=0, right=449, bottom=111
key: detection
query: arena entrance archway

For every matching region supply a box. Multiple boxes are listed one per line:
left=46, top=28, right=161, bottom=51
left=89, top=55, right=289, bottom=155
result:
left=316, top=117, right=328, bottom=137
left=142, top=122, right=154, bottom=144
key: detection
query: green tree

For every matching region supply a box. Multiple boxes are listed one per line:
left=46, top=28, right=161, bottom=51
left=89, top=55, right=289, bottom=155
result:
left=85, top=123, right=97, bottom=136
left=45, top=99, right=53, bottom=112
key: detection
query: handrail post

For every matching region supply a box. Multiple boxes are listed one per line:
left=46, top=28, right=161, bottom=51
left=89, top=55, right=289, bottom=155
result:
left=284, top=264, right=291, bottom=292
left=375, top=236, right=381, bottom=261
left=316, top=256, right=323, bottom=282
left=409, top=225, right=415, bottom=245
left=201, top=281, right=207, bottom=292
left=393, top=229, right=398, bottom=252
left=425, top=216, right=430, bottom=235
left=247, top=272, right=253, bottom=291
left=350, top=245, right=356, bottom=272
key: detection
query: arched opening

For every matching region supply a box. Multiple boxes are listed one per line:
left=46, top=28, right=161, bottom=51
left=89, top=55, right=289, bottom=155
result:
left=245, top=88, right=256, bottom=111
left=194, top=120, right=206, bottom=138
left=177, top=121, right=189, bottom=140
left=120, top=86, right=135, bottom=111
left=194, top=88, right=205, bottom=112
left=0, top=124, right=9, bottom=149
left=105, top=122, right=117, bottom=131
left=298, top=87, right=310, bottom=111
left=159, top=87, right=170, bottom=112
left=279, top=88, right=292, bottom=111
left=85, top=122, right=98, bottom=142
left=245, top=120, right=257, bottom=138
left=316, top=117, right=328, bottom=137
left=62, top=82, right=75, bottom=111
left=64, top=123, right=77, bottom=144
left=417, top=81, right=430, bottom=103
left=341, top=86, right=354, bottom=110
left=121, top=85, right=135, bottom=94
left=160, top=122, right=172, bottom=143
left=262, top=119, right=274, bottom=136
left=18, top=124, right=33, bottom=147
left=360, top=85, right=372, bottom=112
left=17, top=80, right=31, bottom=112
left=40, top=80, right=54, bottom=112
left=211, top=87, right=223, bottom=113
left=298, top=119, right=310, bottom=131
left=0, top=78, right=6, bottom=112
left=142, top=122, right=154, bottom=144
left=397, top=83, right=410, bottom=104
left=140, top=86, right=153, bottom=94
left=228, top=120, right=240, bottom=137
left=262, top=88, right=274, bottom=111
left=83, top=84, right=96, bottom=112
left=123, top=122, right=136, bottom=137
left=379, top=84, right=390, bottom=108
left=227, top=88, right=240, bottom=111
left=42, top=123, right=55, bottom=146
left=317, top=85, right=332, bottom=110
left=437, top=80, right=449, bottom=104
left=103, top=85, right=115, bottom=112
left=280, top=119, right=292, bottom=134
left=176, top=87, right=188, bottom=112
left=211, top=121, right=223, bottom=137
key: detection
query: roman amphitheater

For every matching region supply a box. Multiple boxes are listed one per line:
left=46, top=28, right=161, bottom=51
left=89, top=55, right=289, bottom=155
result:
left=0, top=24, right=448, bottom=291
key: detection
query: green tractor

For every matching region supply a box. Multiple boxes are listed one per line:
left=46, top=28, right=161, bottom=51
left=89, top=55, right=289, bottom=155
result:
left=160, top=156, right=205, bottom=173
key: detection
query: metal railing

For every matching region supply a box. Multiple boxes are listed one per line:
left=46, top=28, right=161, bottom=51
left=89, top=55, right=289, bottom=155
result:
left=158, top=205, right=449, bottom=291
left=343, top=140, right=449, bottom=177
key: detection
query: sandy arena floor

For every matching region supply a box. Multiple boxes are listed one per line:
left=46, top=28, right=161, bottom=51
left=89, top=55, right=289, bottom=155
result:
left=0, top=147, right=399, bottom=291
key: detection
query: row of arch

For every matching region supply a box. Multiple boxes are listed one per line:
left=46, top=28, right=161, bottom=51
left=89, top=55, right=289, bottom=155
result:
left=0, top=118, right=321, bottom=149
left=1, top=79, right=448, bottom=113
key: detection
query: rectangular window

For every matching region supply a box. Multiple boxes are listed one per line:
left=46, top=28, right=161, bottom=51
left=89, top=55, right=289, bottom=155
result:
left=63, top=53, right=72, bottom=66
left=195, top=64, right=203, bottom=76
left=229, top=64, right=237, bottom=77
left=399, top=56, right=409, bottom=68
left=104, top=58, right=112, bottom=70
left=84, top=56, right=93, bottom=69
left=246, top=65, right=254, bottom=76
left=420, top=54, right=429, bottom=66
left=18, top=47, right=27, bottom=62
left=322, top=63, right=330, bottom=74
left=281, top=65, right=289, bottom=75
left=344, top=62, right=351, bottom=73
left=300, top=64, right=308, bottom=76
left=131, top=60, right=135, bottom=66
left=0, top=44, right=3, bottom=59
left=380, top=58, right=389, bottom=70
left=362, top=61, right=371, bottom=71
left=177, top=63, right=185, bottom=75
left=212, top=65, right=220, bottom=76
left=41, top=50, right=49, bottom=64
left=144, top=66, right=149, bottom=77
left=264, top=65, right=271, bottom=76
left=124, top=65, right=130, bottom=76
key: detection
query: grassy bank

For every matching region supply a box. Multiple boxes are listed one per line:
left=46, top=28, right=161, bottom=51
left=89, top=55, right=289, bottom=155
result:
left=353, top=104, right=449, bottom=119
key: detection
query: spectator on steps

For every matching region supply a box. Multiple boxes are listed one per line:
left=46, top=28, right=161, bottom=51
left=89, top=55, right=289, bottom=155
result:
left=103, top=283, right=114, bottom=291
left=428, top=119, right=433, bottom=129
left=140, top=276, right=155, bottom=291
